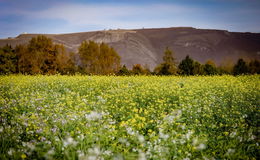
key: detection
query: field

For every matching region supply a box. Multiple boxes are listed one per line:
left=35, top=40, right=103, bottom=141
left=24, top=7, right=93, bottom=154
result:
left=0, top=75, right=259, bottom=160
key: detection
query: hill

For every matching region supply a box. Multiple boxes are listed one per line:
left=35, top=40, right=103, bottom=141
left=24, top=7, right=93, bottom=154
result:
left=1, top=27, right=260, bottom=69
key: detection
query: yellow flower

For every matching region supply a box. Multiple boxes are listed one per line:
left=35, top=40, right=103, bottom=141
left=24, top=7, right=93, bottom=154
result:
left=224, top=132, right=229, bottom=136
left=21, top=153, right=27, bottom=159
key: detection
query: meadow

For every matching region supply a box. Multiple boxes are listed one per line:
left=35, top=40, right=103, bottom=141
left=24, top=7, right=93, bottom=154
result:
left=0, top=75, right=259, bottom=160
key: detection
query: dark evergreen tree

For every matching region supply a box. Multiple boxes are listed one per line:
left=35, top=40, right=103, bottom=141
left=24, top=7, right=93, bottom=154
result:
left=233, top=58, right=248, bottom=75
left=0, top=45, right=17, bottom=74
left=117, top=65, right=130, bottom=75
left=178, top=55, right=194, bottom=75
left=203, top=60, right=218, bottom=75
left=203, top=64, right=217, bottom=75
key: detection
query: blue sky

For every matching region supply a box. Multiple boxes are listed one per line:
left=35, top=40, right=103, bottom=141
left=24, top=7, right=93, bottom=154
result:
left=0, top=0, right=260, bottom=38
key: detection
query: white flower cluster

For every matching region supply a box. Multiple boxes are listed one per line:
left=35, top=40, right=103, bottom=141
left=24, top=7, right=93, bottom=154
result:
left=85, top=111, right=103, bottom=121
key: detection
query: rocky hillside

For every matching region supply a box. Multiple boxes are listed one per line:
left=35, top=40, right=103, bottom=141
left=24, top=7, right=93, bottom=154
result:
left=1, top=27, right=260, bottom=69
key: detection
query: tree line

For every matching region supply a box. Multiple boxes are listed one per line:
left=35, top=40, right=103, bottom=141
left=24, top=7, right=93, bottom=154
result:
left=118, top=48, right=260, bottom=76
left=0, top=35, right=120, bottom=75
left=0, top=35, right=259, bottom=75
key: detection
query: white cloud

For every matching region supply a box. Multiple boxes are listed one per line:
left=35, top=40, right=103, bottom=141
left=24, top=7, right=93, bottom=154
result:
left=22, top=3, right=197, bottom=29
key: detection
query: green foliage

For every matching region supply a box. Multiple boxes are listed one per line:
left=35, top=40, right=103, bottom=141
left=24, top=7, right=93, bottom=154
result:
left=203, top=60, right=218, bottom=75
left=15, top=45, right=30, bottom=74
left=154, top=47, right=177, bottom=75
left=0, top=45, right=17, bottom=74
left=78, top=41, right=120, bottom=75
left=131, top=64, right=146, bottom=75
left=117, top=65, right=130, bottom=76
left=248, top=59, right=260, bottom=74
left=233, top=58, right=249, bottom=75
left=0, top=75, right=259, bottom=159
left=204, top=64, right=217, bottom=75
left=193, top=61, right=204, bottom=75
left=178, top=55, right=195, bottom=75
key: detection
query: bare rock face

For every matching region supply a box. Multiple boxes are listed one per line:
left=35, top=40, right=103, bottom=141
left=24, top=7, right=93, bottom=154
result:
left=1, top=27, right=260, bottom=70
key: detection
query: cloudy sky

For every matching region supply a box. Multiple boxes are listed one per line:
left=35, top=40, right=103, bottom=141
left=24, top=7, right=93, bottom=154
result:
left=0, top=0, right=260, bottom=38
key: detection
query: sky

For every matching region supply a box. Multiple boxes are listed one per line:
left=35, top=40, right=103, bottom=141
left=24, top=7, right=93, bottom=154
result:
left=0, top=0, right=260, bottom=38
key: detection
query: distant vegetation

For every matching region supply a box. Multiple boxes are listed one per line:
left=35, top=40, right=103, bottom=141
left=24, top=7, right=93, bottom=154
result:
left=0, top=35, right=259, bottom=75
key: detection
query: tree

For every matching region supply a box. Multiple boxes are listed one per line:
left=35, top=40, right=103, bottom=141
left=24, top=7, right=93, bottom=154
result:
left=27, top=35, right=58, bottom=74
left=78, top=41, right=120, bottom=75
left=132, top=64, right=145, bottom=75
left=117, top=65, right=130, bottom=76
left=178, top=55, right=194, bottom=75
left=233, top=58, right=248, bottom=75
left=154, top=47, right=177, bottom=75
left=15, top=35, right=75, bottom=75
left=193, top=61, right=204, bottom=75
left=203, top=60, right=218, bottom=75
left=56, top=45, right=76, bottom=75
left=218, top=58, right=234, bottom=74
left=0, top=45, right=17, bottom=74
left=15, top=44, right=30, bottom=74
left=248, top=59, right=260, bottom=74
left=99, top=42, right=121, bottom=74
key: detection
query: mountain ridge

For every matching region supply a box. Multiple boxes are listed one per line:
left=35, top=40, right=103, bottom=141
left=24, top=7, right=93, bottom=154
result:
left=1, top=27, right=260, bottom=69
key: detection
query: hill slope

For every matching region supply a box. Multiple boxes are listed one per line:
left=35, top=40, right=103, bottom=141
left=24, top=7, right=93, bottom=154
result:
left=1, top=27, right=260, bottom=69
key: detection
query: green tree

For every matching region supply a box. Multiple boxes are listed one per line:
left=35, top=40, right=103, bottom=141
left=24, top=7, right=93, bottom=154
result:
left=233, top=58, right=248, bottom=75
left=117, top=65, right=130, bottom=76
left=248, top=59, right=260, bottom=74
left=15, top=44, right=30, bottom=74
left=154, top=47, right=177, bottom=75
left=203, top=60, right=218, bottom=75
left=178, top=55, right=194, bottom=75
left=193, top=61, right=204, bottom=75
left=0, top=45, right=17, bottom=74
left=132, top=64, right=145, bottom=75
left=78, top=41, right=120, bottom=75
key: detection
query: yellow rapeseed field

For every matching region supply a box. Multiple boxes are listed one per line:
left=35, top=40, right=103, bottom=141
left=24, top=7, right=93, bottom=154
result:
left=0, top=75, right=259, bottom=159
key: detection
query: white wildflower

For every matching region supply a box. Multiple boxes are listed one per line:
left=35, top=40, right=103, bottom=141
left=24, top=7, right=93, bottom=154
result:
left=85, top=111, right=102, bottom=121
left=63, top=136, right=77, bottom=147
left=138, top=151, right=146, bottom=160
left=192, top=137, right=198, bottom=145
left=8, top=148, right=14, bottom=155
left=196, top=143, right=206, bottom=150
left=87, top=155, right=98, bottom=160
left=226, top=148, right=235, bottom=155
left=138, top=135, right=145, bottom=143
left=97, top=96, right=106, bottom=103
left=126, top=127, right=135, bottom=135
left=185, top=130, right=193, bottom=140
left=44, top=149, right=54, bottom=159
left=103, top=150, right=112, bottom=156
left=88, top=146, right=101, bottom=156
left=159, top=131, right=169, bottom=140
left=230, top=131, right=237, bottom=138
